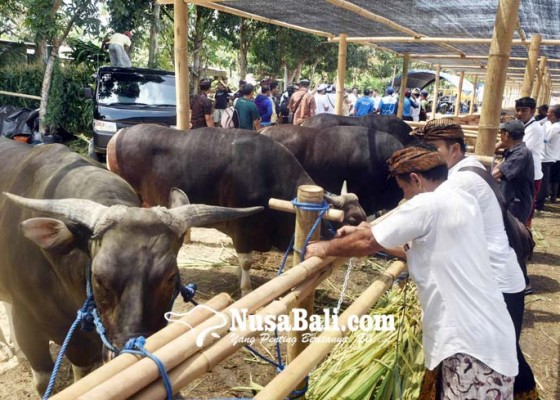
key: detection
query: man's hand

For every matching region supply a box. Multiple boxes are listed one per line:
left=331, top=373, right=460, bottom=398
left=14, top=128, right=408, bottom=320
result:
left=335, top=221, right=371, bottom=238
left=305, top=241, right=329, bottom=259
left=492, top=166, right=503, bottom=181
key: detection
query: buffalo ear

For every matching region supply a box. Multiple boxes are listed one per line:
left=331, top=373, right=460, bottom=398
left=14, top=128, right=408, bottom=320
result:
left=20, top=218, right=76, bottom=253
left=169, top=188, right=190, bottom=208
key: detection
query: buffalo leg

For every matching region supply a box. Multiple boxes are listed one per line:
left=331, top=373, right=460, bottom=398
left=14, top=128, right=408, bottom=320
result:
left=237, top=253, right=253, bottom=296
left=13, top=306, right=53, bottom=395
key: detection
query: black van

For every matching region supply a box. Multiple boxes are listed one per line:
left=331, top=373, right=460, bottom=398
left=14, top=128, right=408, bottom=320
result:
left=85, top=66, right=177, bottom=160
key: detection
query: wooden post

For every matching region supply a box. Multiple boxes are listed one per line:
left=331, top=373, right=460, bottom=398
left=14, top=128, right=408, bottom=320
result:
left=335, top=34, right=347, bottom=115
left=521, top=34, right=541, bottom=97
left=469, top=75, right=478, bottom=114
left=287, top=185, right=324, bottom=396
left=431, top=64, right=441, bottom=120
left=537, top=67, right=548, bottom=106
left=532, top=56, right=547, bottom=100
left=475, top=0, right=520, bottom=157
left=174, top=0, right=189, bottom=130
left=454, top=71, right=465, bottom=116
left=397, top=52, right=410, bottom=119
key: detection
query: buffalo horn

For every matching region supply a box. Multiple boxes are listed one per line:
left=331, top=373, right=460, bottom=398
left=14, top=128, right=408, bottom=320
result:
left=168, top=204, right=263, bottom=235
left=3, top=193, right=107, bottom=232
left=323, top=192, right=359, bottom=208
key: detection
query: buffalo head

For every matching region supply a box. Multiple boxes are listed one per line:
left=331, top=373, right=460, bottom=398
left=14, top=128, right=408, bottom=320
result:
left=324, top=193, right=366, bottom=226
left=4, top=189, right=262, bottom=357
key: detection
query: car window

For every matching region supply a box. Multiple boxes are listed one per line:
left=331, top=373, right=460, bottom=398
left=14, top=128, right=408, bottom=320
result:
left=97, top=72, right=176, bottom=106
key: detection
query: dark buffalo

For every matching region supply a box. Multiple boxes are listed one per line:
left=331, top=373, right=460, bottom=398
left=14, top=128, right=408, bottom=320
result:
left=301, top=113, right=413, bottom=146
left=261, top=125, right=409, bottom=215
left=0, top=138, right=261, bottom=394
left=107, top=125, right=366, bottom=295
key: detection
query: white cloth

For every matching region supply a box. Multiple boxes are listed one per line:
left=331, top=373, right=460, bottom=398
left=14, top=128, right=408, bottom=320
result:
left=372, top=95, right=381, bottom=112
left=325, top=93, right=337, bottom=114
left=372, top=182, right=518, bottom=377
left=314, top=93, right=331, bottom=114
left=447, top=157, right=525, bottom=293
left=411, top=96, right=421, bottom=121
left=541, top=120, right=560, bottom=162
left=108, top=33, right=131, bottom=48
left=523, top=117, right=544, bottom=180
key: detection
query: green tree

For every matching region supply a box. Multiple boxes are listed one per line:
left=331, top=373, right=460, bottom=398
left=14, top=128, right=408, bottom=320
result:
left=22, top=0, right=100, bottom=134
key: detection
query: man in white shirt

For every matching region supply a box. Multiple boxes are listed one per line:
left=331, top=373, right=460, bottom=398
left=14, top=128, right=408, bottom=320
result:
left=414, top=120, right=537, bottom=398
left=536, top=105, right=560, bottom=210
left=515, top=97, right=544, bottom=227
left=314, top=84, right=331, bottom=115
left=305, top=146, right=517, bottom=399
left=103, top=31, right=133, bottom=67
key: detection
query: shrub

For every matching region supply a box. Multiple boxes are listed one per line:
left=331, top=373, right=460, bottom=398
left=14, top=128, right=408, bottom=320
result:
left=0, top=62, right=93, bottom=137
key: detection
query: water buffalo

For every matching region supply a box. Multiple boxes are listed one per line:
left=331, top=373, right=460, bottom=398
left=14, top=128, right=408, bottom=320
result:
left=0, top=138, right=261, bottom=394
left=261, top=125, right=410, bottom=215
left=301, top=113, right=413, bottom=146
left=106, top=125, right=366, bottom=295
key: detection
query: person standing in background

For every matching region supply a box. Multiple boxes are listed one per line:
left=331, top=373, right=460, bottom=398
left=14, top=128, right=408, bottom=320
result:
left=190, top=79, right=214, bottom=129
left=103, top=31, right=133, bottom=67
left=213, top=79, right=231, bottom=127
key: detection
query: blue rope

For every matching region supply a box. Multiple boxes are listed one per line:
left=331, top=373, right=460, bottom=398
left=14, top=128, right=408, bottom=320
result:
left=42, top=308, right=83, bottom=399
left=43, top=261, right=199, bottom=399
left=242, top=198, right=328, bottom=399
left=121, top=337, right=173, bottom=400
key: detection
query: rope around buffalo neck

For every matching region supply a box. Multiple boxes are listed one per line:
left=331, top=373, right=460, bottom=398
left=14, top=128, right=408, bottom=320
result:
left=41, top=261, right=197, bottom=400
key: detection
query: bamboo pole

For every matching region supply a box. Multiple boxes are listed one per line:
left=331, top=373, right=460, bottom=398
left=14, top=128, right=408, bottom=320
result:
left=174, top=0, right=189, bottom=130
left=537, top=67, right=548, bottom=106
left=431, top=65, right=441, bottom=120
left=475, top=0, right=520, bottom=157
left=397, top=52, right=410, bottom=119
left=159, top=0, right=332, bottom=37
left=454, top=71, right=465, bottom=116
left=0, top=90, right=41, bottom=100
left=132, top=267, right=333, bottom=399
left=469, top=75, right=478, bottom=114
left=335, top=34, right=348, bottom=115
left=286, top=185, right=324, bottom=396
left=521, top=34, right=542, bottom=97
left=269, top=198, right=343, bottom=222
left=254, top=260, right=407, bottom=400
left=52, top=294, right=233, bottom=400
left=78, top=255, right=342, bottom=400
left=329, top=36, right=527, bottom=45
left=532, top=56, right=547, bottom=100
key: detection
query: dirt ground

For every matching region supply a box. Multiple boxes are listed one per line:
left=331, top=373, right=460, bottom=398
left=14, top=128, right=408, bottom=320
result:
left=0, top=204, right=558, bottom=399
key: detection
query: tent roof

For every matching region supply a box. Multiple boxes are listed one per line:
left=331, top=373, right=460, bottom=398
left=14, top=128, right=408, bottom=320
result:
left=391, top=70, right=475, bottom=94
left=163, top=0, right=560, bottom=87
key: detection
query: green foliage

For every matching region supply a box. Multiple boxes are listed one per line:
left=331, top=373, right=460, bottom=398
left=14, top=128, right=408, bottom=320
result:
left=65, top=38, right=109, bottom=73
left=0, top=63, right=93, bottom=135
left=45, top=63, right=93, bottom=135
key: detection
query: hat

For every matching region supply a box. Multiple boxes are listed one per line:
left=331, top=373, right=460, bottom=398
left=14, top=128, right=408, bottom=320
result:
left=413, top=118, right=465, bottom=141
left=386, top=86, right=395, bottom=95
left=387, top=146, right=447, bottom=177
left=515, top=97, right=536, bottom=109
left=412, top=88, right=421, bottom=95
left=499, top=120, right=525, bottom=137
left=299, top=79, right=310, bottom=86
left=317, top=83, right=328, bottom=91
left=326, top=85, right=334, bottom=93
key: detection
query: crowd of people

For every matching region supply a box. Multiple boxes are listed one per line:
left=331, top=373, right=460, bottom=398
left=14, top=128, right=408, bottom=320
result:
left=189, top=78, right=434, bottom=129
left=187, top=75, right=560, bottom=399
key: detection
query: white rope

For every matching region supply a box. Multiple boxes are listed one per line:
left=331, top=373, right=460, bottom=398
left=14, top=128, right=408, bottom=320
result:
left=335, top=257, right=354, bottom=314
